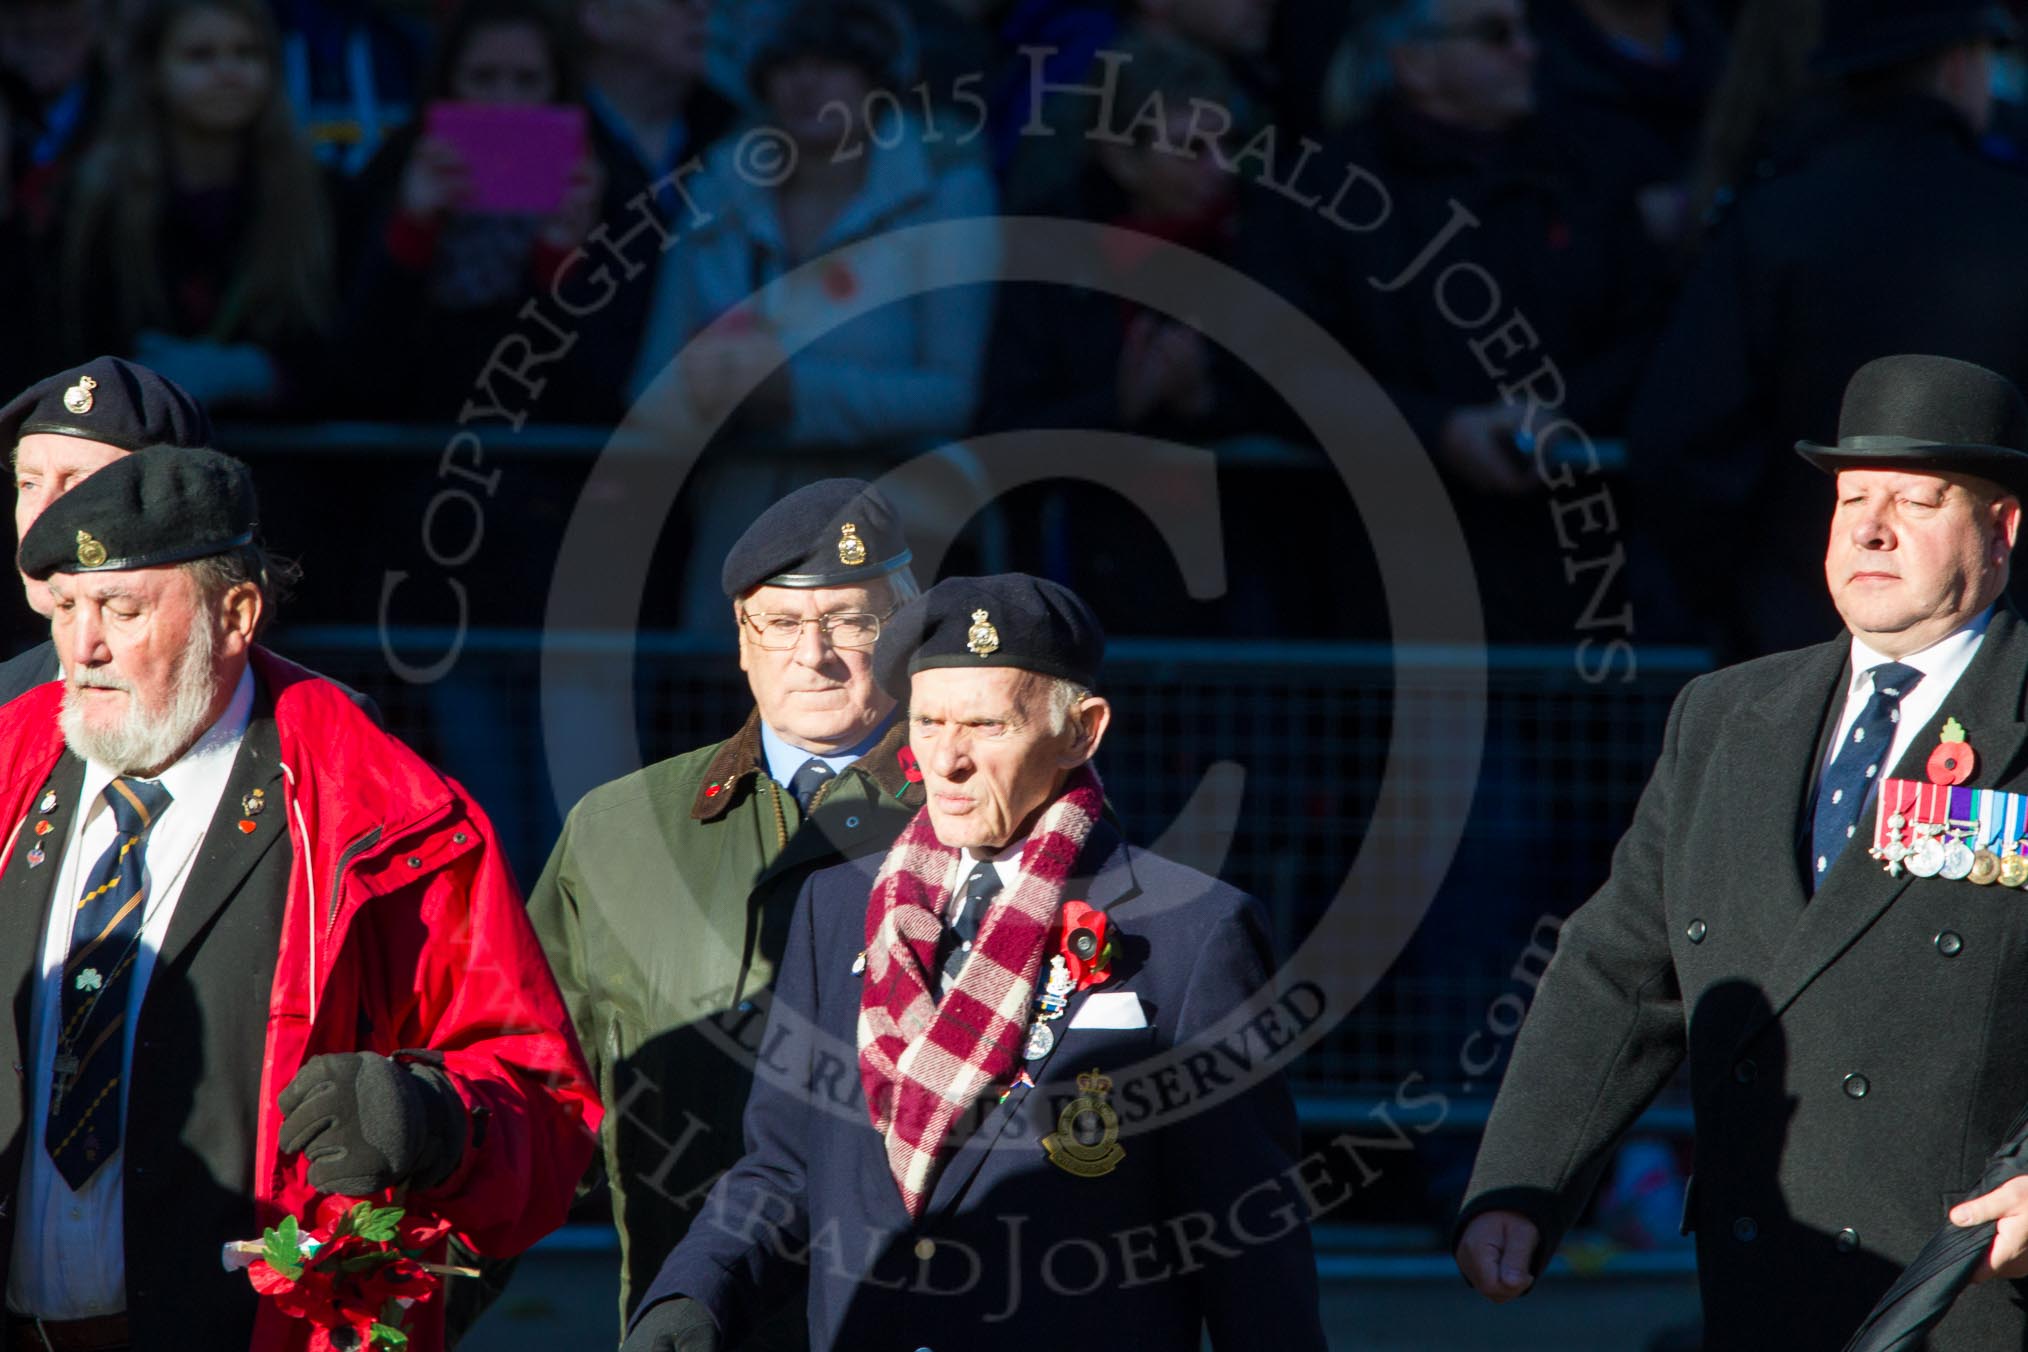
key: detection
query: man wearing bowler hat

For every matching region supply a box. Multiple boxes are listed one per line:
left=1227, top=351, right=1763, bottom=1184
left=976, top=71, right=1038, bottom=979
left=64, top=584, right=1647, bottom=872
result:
left=1460, top=354, right=2028, bottom=1346
left=622, top=574, right=1325, bottom=1352
left=529, top=479, right=926, bottom=1338
left=0, top=357, right=213, bottom=703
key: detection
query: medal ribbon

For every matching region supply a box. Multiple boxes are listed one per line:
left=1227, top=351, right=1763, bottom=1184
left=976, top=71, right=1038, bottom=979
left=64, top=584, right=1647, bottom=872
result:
left=1876, top=779, right=1921, bottom=854
left=1975, top=789, right=2002, bottom=851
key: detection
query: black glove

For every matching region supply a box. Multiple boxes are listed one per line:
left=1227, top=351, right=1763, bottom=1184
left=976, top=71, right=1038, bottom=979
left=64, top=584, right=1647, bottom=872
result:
left=622, top=1297, right=723, bottom=1352
left=278, top=1052, right=467, bottom=1195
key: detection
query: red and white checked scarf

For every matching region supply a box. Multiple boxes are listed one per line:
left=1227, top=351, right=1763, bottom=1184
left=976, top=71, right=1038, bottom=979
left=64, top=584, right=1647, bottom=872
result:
left=856, top=766, right=1102, bottom=1218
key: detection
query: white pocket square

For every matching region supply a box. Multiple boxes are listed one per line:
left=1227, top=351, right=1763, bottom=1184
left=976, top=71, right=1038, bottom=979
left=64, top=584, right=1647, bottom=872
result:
left=1069, top=991, right=1147, bottom=1030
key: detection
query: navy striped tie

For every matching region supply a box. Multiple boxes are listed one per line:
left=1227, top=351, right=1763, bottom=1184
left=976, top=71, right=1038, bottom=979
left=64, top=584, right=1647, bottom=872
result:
left=46, top=776, right=172, bottom=1190
left=1810, top=662, right=1921, bottom=892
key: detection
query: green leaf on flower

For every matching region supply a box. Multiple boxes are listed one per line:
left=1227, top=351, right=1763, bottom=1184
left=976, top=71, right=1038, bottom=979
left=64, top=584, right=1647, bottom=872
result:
left=371, top=1322, right=410, bottom=1350
left=1944, top=716, right=1968, bottom=743
left=354, top=1204, right=405, bottom=1244
left=262, top=1215, right=303, bottom=1280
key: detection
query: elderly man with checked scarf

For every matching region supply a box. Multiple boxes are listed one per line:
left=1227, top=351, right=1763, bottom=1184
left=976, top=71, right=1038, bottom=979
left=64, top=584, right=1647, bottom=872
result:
left=623, top=573, right=1327, bottom=1352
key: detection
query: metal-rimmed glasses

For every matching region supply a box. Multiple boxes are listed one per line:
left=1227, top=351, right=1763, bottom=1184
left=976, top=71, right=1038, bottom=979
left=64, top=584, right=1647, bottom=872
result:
left=738, top=610, right=889, bottom=650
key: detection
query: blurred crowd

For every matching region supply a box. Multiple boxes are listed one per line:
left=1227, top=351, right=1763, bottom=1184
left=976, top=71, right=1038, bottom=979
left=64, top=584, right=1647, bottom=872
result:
left=6, top=0, right=2028, bottom=655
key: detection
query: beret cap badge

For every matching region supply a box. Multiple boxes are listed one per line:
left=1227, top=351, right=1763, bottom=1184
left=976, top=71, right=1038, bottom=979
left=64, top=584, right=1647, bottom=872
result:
left=966, top=609, right=1000, bottom=656
left=837, top=522, right=867, bottom=567
left=62, top=376, right=96, bottom=416
left=75, top=531, right=106, bottom=568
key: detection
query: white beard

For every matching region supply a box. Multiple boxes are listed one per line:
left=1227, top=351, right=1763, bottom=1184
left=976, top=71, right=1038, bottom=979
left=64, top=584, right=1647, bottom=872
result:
left=59, top=619, right=222, bottom=776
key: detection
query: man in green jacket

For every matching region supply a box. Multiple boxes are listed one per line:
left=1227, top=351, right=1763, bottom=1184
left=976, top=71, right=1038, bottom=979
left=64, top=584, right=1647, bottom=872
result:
left=529, top=479, right=924, bottom=1340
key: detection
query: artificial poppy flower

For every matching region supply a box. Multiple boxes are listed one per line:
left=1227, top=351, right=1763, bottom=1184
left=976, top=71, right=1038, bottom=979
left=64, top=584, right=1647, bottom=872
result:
left=1051, top=901, right=1115, bottom=989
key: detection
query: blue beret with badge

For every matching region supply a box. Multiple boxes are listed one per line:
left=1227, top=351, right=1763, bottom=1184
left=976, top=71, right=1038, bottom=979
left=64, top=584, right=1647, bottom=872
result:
left=720, top=477, right=913, bottom=598
left=19, top=444, right=257, bottom=580
left=874, top=573, right=1105, bottom=699
left=0, top=356, right=212, bottom=454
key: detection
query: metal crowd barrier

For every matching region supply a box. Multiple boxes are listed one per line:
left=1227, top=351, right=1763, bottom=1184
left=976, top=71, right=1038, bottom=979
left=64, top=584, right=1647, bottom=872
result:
left=276, top=626, right=1709, bottom=1101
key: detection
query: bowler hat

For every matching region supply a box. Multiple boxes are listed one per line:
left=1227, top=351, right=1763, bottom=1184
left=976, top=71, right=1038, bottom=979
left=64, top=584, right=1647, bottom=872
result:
left=1811, top=0, right=2017, bottom=78
left=1795, top=354, right=2028, bottom=498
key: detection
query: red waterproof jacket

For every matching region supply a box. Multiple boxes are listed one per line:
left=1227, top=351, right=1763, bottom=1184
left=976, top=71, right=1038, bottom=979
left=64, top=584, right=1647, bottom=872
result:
left=0, top=650, right=601, bottom=1351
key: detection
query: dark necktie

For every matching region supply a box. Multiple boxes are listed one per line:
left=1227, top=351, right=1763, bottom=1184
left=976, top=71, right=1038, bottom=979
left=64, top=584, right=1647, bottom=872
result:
left=788, top=757, right=835, bottom=811
left=47, top=775, right=173, bottom=1191
left=1810, top=661, right=1921, bottom=891
left=936, top=861, right=1003, bottom=993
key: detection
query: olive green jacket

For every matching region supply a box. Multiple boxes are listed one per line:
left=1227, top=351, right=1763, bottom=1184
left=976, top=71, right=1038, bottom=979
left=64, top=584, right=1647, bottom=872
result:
left=528, top=709, right=923, bottom=1333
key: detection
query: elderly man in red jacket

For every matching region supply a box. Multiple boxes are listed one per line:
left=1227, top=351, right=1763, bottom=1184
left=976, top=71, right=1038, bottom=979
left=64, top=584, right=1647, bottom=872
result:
left=0, top=445, right=599, bottom=1352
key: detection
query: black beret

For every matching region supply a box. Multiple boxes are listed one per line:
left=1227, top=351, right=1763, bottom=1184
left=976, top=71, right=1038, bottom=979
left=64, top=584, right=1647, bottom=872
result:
left=874, top=574, right=1104, bottom=699
left=721, top=478, right=913, bottom=598
left=1797, top=354, right=2028, bottom=499
left=0, top=357, right=212, bottom=454
left=20, top=445, right=257, bottom=580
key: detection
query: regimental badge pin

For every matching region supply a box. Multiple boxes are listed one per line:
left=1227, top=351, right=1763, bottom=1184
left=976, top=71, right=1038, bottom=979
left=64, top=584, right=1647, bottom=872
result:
left=38, top=791, right=57, bottom=813
left=837, top=522, right=867, bottom=567
left=26, top=846, right=44, bottom=869
left=1041, top=1068, right=1126, bottom=1178
left=241, top=788, right=265, bottom=817
left=966, top=609, right=1000, bottom=656
left=851, top=949, right=867, bottom=975
left=74, top=531, right=106, bottom=569
left=62, top=375, right=96, bottom=416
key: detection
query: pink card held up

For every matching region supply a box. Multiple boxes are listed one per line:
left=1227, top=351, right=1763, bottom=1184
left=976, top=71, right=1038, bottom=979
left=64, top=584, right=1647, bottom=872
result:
left=424, top=101, right=588, bottom=215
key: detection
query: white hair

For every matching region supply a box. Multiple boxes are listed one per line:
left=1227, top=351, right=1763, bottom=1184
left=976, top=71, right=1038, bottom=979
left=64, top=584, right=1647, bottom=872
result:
left=1046, top=676, right=1094, bottom=736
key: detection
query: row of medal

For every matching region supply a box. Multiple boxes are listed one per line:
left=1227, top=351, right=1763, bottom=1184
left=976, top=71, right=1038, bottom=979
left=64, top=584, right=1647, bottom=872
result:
left=1871, top=779, right=2028, bottom=883
left=1023, top=955, right=1076, bottom=1061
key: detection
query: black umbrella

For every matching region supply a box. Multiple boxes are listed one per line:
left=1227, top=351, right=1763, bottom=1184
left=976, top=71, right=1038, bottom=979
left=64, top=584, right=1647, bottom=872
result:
left=1842, top=1102, right=2028, bottom=1351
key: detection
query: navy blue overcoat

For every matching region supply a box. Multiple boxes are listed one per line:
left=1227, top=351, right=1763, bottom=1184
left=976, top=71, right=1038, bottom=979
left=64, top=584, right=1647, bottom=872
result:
left=639, top=822, right=1328, bottom=1351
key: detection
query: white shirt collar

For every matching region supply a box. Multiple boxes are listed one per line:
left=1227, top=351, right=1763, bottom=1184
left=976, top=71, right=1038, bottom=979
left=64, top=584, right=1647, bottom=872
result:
left=962, top=834, right=1029, bottom=889
left=1847, top=605, right=1995, bottom=695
